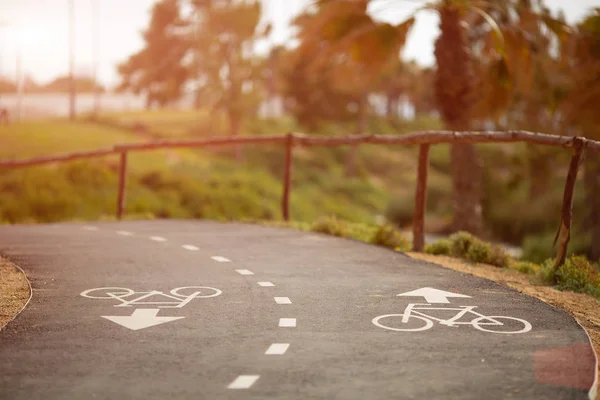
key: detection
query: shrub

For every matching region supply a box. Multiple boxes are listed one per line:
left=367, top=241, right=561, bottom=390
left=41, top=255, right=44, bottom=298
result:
left=311, top=216, right=347, bottom=237
left=489, top=245, right=510, bottom=269
left=441, top=231, right=510, bottom=268
left=465, top=241, right=493, bottom=264
left=536, top=259, right=556, bottom=284
left=449, top=231, right=477, bottom=258
left=555, top=255, right=598, bottom=293
left=370, top=224, right=410, bottom=251
left=513, top=261, right=538, bottom=275
left=425, top=239, right=452, bottom=256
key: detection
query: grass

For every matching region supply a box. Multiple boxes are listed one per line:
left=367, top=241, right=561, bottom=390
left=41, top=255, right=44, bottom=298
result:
left=0, top=120, right=142, bottom=158
left=0, top=113, right=593, bottom=261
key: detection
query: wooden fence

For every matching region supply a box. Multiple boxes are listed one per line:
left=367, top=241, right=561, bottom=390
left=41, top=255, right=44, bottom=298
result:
left=2, top=130, right=599, bottom=272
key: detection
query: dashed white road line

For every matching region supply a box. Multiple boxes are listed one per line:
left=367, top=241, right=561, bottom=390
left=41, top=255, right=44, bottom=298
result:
left=279, top=318, right=297, bottom=327
left=274, top=297, right=292, bottom=305
left=265, top=343, right=290, bottom=355
left=258, top=281, right=275, bottom=287
left=82, top=226, right=98, bottom=231
left=150, top=236, right=167, bottom=242
left=211, top=256, right=231, bottom=263
left=116, top=230, right=133, bottom=236
left=182, top=245, right=199, bottom=251
left=228, top=375, right=260, bottom=389
left=236, top=269, right=254, bottom=276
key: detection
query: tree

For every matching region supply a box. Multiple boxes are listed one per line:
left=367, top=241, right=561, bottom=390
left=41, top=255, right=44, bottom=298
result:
left=188, top=0, right=267, bottom=159
left=310, top=0, right=571, bottom=235
left=117, top=0, right=189, bottom=109
left=561, top=8, right=600, bottom=260
left=287, top=0, right=413, bottom=175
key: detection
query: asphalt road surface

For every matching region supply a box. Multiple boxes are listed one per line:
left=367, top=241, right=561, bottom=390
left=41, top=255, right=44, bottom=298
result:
left=0, top=220, right=597, bottom=399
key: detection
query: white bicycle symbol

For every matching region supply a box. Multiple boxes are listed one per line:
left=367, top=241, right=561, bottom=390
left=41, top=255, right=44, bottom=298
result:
left=80, top=286, right=222, bottom=308
left=372, top=303, right=532, bottom=334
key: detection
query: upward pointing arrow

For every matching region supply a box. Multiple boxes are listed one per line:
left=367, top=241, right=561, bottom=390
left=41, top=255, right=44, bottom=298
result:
left=102, top=309, right=184, bottom=331
left=397, top=287, right=471, bottom=304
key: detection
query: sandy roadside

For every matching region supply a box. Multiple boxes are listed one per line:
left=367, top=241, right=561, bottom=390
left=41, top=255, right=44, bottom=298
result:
left=0, top=257, right=31, bottom=330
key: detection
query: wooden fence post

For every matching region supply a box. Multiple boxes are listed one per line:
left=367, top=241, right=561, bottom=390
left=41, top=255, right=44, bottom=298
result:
left=117, top=151, right=128, bottom=220
left=282, top=132, right=294, bottom=221
left=412, top=144, right=430, bottom=251
left=553, top=138, right=585, bottom=279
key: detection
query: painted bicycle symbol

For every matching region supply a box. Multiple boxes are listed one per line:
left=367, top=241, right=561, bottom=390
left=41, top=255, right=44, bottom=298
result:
left=80, top=286, right=222, bottom=309
left=372, top=303, right=532, bottom=334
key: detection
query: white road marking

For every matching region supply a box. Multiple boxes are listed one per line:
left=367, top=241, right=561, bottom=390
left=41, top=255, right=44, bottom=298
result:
left=116, top=230, right=133, bottom=236
left=274, top=297, right=292, bottom=304
left=228, top=375, right=260, bottom=389
left=211, top=256, right=231, bottom=263
left=182, top=245, right=199, bottom=251
left=150, top=236, right=167, bottom=242
left=265, top=343, right=290, bottom=355
left=236, top=269, right=254, bottom=276
left=83, top=226, right=98, bottom=231
left=279, top=318, right=296, bottom=327
left=258, top=282, right=275, bottom=287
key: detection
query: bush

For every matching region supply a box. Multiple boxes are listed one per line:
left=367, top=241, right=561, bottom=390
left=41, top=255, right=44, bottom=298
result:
left=465, top=241, right=493, bottom=264
left=449, top=231, right=477, bottom=258
left=440, top=231, right=510, bottom=268
left=513, top=261, right=538, bottom=275
left=555, top=255, right=598, bottom=293
left=311, top=216, right=347, bottom=237
left=425, top=239, right=452, bottom=256
left=370, top=224, right=410, bottom=251
left=536, top=259, right=556, bottom=284
left=489, top=246, right=510, bottom=269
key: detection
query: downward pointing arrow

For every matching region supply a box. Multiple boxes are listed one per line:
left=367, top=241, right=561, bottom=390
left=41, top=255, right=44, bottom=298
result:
left=397, top=287, right=471, bottom=304
left=102, top=309, right=184, bottom=331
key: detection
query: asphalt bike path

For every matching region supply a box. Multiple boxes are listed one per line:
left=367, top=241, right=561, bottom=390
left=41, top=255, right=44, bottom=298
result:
left=0, top=220, right=596, bottom=399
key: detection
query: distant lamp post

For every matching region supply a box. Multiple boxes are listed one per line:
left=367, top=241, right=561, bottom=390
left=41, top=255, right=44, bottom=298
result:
left=0, top=21, right=24, bottom=122
left=68, top=0, right=76, bottom=121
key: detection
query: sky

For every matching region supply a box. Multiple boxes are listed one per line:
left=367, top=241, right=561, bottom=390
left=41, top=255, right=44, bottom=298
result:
left=0, top=0, right=598, bottom=88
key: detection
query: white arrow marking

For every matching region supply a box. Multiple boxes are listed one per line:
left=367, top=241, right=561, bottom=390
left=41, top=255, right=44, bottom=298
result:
left=397, top=287, right=471, bottom=304
left=102, top=309, right=184, bottom=331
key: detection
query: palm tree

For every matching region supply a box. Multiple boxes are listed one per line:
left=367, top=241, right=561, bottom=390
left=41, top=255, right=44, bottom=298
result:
left=306, top=0, right=568, bottom=235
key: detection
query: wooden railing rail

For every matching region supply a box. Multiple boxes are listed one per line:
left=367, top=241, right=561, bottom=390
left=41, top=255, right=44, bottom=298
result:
left=2, top=130, right=599, bottom=270
left=0, top=148, right=116, bottom=168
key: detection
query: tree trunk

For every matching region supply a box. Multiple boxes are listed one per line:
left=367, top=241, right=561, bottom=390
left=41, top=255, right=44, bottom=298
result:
left=345, top=93, right=368, bottom=177
left=451, top=143, right=483, bottom=234
left=584, top=153, right=600, bottom=261
left=434, top=6, right=484, bottom=235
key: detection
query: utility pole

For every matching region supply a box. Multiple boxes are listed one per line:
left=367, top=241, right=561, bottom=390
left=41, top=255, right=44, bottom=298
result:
left=16, top=32, right=22, bottom=122
left=92, top=0, right=100, bottom=116
left=68, top=0, right=76, bottom=121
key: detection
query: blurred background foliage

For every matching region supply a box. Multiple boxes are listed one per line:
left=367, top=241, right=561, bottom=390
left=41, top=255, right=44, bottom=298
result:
left=1, top=0, right=599, bottom=264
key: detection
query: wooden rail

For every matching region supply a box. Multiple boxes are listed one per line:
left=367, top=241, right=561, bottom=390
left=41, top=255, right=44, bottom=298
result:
left=2, top=130, right=599, bottom=269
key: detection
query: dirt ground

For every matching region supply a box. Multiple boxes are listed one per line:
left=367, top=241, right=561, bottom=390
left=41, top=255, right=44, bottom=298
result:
left=0, top=257, right=30, bottom=329
left=408, top=252, right=600, bottom=393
